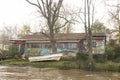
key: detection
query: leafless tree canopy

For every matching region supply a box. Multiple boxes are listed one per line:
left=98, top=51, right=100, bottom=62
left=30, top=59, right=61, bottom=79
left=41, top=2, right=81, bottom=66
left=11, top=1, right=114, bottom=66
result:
left=106, top=0, right=120, bottom=43
left=26, top=0, right=63, bottom=32
left=26, top=0, right=65, bottom=53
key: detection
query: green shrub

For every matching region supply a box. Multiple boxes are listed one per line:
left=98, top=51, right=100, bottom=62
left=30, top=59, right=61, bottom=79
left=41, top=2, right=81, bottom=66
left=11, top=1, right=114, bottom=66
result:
left=76, top=53, right=89, bottom=69
left=113, top=58, right=120, bottom=63
left=93, top=54, right=106, bottom=63
left=76, top=53, right=88, bottom=61
left=95, top=61, right=120, bottom=72
left=106, top=39, right=120, bottom=60
left=6, top=45, right=20, bottom=59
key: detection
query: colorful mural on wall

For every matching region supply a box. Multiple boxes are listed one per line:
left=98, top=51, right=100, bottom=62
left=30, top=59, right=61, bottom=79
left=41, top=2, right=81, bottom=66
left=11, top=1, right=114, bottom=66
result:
left=93, top=39, right=105, bottom=54
left=23, top=48, right=76, bottom=57
left=80, top=39, right=105, bottom=54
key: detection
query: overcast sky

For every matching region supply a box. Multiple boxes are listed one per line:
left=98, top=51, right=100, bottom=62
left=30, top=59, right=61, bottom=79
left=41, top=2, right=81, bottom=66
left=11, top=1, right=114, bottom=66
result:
left=0, top=0, right=115, bottom=32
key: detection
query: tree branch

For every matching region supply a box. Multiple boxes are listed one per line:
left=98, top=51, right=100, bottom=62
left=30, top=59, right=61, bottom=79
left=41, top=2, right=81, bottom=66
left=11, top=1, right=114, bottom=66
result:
left=26, top=0, right=47, bottom=18
left=54, top=16, right=74, bottom=31
left=40, top=29, right=50, bottom=38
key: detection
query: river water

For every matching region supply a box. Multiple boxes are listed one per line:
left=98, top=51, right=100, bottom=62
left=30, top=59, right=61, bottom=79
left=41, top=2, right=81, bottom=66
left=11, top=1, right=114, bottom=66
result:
left=0, top=65, right=120, bottom=80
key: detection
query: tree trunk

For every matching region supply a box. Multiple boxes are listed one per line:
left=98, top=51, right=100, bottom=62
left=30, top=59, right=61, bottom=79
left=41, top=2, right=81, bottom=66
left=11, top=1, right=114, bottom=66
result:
left=50, top=28, right=57, bottom=54
left=51, top=40, right=57, bottom=54
left=87, top=0, right=94, bottom=70
left=87, top=30, right=94, bottom=69
left=119, top=26, right=120, bottom=44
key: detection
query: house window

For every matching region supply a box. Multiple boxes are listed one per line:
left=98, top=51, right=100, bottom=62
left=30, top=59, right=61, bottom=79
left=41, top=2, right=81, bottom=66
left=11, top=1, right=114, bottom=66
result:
left=71, top=43, right=77, bottom=49
left=57, top=42, right=77, bottom=50
left=31, top=43, right=39, bottom=48
left=27, top=43, right=51, bottom=48
left=26, top=43, right=31, bottom=48
left=44, top=43, right=50, bottom=48
left=39, top=43, right=50, bottom=48
left=64, top=43, right=69, bottom=48
left=57, top=43, right=64, bottom=49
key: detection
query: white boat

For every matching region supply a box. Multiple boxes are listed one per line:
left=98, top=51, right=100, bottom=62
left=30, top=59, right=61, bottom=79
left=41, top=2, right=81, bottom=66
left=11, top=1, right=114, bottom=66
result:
left=28, top=53, right=63, bottom=62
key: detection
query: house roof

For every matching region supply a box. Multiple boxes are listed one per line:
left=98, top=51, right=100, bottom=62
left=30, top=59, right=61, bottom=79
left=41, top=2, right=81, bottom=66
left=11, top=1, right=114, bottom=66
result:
left=18, top=33, right=106, bottom=42
left=20, top=33, right=85, bottom=41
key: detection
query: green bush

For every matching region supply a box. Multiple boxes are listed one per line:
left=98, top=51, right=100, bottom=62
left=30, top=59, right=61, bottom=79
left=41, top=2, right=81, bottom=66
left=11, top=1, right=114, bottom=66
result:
left=6, top=45, right=20, bottom=59
left=95, top=61, right=120, bottom=72
left=76, top=52, right=88, bottom=61
left=93, top=54, right=106, bottom=63
left=106, top=39, right=120, bottom=61
left=113, top=58, right=120, bottom=63
left=76, top=53, right=89, bottom=69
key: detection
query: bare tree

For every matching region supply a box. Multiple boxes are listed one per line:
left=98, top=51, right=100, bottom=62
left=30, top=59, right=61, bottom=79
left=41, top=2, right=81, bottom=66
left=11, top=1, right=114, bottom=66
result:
left=0, top=25, right=19, bottom=51
left=26, top=0, right=72, bottom=53
left=42, top=7, right=74, bottom=34
left=54, top=18, right=74, bottom=33
left=0, top=30, right=9, bottom=51
left=86, top=0, right=94, bottom=70
left=75, top=0, right=98, bottom=70
left=106, top=0, right=120, bottom=43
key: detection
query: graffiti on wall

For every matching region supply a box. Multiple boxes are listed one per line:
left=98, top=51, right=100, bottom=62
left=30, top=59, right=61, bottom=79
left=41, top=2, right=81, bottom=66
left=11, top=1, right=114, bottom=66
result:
left=93, top=40, right=105, bottom=54
left=80, top=39, right=105, bottom=54
left=24, top=48, right=76, bottom=57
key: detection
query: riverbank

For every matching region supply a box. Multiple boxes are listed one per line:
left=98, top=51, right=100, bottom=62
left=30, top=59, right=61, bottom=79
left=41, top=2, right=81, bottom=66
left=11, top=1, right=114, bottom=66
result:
left=1, top=59, right=120, bottom=72
left=0, top=59, right=77, bottom=69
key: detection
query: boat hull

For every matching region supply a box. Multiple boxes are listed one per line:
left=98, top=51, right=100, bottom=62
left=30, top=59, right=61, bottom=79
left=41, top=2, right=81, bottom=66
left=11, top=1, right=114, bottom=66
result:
left=28, top=53, right=63, bottom=62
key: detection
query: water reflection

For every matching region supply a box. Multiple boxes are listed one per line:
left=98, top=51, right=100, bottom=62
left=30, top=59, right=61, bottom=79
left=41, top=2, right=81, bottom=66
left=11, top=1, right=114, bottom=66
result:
left=0, top=65, right=120, bottom=80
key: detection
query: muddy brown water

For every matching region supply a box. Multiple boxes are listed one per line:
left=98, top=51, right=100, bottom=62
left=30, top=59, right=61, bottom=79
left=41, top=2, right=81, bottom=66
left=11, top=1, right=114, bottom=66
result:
left=0, top=66, right=120, bottom=80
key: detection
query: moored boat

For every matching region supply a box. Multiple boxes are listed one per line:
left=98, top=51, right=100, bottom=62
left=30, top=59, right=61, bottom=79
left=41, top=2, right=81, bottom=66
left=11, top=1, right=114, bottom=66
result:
left=28, top=53, right=63, bottom=62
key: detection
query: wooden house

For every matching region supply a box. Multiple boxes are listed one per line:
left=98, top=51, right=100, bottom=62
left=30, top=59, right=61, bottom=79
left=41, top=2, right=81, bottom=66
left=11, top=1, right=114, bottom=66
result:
left=10, top=33, right=106, bottom=56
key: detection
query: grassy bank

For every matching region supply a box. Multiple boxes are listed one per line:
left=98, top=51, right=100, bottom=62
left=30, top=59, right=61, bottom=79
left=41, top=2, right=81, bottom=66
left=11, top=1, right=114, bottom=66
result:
left=1, top=58, right=120, bottom=72
left=0, top=58, right=77, bottom=69
left=95, top=61, right=120, bottom=72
